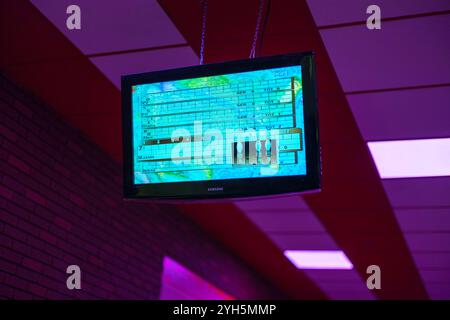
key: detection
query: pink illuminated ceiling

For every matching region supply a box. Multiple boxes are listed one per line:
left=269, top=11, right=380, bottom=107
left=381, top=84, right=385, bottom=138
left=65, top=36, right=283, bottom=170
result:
left=4, top=0, right=449, bottom=299
left=368, top=138, right=450, bottom=178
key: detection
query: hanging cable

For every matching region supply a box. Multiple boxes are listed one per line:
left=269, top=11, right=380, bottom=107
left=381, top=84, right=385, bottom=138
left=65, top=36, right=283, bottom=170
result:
left=249, top=0, right=266, bottom=59
left=256, top=0, right=271, bottom=57
left=199, top=0, right=208, bottom=65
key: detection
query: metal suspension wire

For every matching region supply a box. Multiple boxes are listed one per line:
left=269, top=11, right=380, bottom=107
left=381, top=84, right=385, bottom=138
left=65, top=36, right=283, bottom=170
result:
left=200, top=0, right=267, bottom=62
left=249, top=0, right=266, bottom=59
left=199, top=0, right=208, bottom=65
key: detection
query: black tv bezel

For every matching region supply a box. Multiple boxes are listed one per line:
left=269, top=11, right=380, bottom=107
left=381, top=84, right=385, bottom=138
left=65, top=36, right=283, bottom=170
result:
left=122, top=52, right=321, bottom=200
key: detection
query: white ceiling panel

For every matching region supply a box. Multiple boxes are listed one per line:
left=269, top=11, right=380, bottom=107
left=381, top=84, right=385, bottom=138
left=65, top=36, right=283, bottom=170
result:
left=368, top=138, right=450, bottom=179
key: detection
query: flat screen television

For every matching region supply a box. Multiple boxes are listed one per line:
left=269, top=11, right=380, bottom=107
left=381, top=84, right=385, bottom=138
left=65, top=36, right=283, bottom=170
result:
left=122, top=52, right=320, bottom=199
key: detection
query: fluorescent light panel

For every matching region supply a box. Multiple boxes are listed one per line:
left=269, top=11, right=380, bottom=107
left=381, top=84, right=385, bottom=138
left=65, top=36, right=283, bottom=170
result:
left=368, top=138, right=450, bottom=179
left=284, top=250, right=353, bottom=270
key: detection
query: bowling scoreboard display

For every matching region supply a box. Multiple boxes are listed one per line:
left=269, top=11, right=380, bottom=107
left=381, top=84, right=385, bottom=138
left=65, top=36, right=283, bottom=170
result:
left=122, top=52, right=320, bottom=199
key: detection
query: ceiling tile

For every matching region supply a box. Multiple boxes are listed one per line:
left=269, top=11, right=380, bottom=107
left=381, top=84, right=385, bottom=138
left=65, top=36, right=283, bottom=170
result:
left=348, top=87, right=450, bottom=141
left=304, top=269, right=366, bottom=283
left=319, top=15, right=450, bottom=92
left=31, top=0, right=186, bottom=54
left=382, top=177, right=450, bottom=207
left=307, top=0, right=450, bottom=27
left=419, top=270, right=450, bottom=283
left=395, top=208, right=450, bottom=232
left=413, top=253, right=450, bottom=269
left=305, top=268, right=375, bottom=300
left=424, top=283, right=450, bottom=300
left=90, top=47, right=198, bottom=89
left=404, top=233, right=450, bottom=251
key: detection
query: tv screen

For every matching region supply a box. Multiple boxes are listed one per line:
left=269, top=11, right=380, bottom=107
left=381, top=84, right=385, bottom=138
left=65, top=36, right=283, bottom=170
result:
left=122, top=52, right=320, bottom=199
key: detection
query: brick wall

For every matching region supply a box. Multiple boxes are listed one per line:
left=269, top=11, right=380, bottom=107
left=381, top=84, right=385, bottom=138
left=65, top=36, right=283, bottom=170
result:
left=0, top=73, right=283, bottom=299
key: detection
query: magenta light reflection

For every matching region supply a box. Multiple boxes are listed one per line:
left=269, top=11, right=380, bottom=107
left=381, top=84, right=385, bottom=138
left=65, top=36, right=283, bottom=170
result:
left=368, top=138, right=450, bottom=179
left=284, top=250, right=354, bottom=270
left=160, top=257, right=234, bottom=300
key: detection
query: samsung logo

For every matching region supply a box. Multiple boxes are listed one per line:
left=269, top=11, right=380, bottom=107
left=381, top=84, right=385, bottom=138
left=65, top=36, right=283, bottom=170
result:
left=208, top=187, right=224, bottom=192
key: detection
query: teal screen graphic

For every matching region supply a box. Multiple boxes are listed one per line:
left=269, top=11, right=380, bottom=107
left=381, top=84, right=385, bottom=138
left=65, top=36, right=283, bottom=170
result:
left=132, top=65, right=307, bottom=184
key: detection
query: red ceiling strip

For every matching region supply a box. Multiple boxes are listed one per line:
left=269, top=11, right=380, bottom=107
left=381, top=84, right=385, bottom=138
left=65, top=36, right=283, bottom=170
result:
left=158, top=0, right=428, bottom=299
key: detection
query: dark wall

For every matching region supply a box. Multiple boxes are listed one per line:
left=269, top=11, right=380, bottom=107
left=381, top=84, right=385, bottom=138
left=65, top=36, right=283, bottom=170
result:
left=0, top=74, right=283, bottom=299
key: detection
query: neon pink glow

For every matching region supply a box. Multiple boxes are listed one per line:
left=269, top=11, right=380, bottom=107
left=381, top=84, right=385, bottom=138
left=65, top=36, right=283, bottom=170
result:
left=160, top=257, right=234, bottom=300
left=368, top=138, right=450, bottom=179
left=284, top=250, right=353, bottom=270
